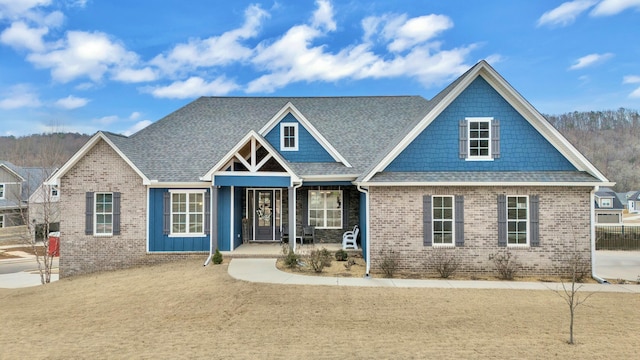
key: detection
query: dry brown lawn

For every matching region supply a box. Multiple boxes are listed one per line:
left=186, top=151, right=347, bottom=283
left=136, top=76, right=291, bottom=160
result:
left=1, top=259, right=639, bottom=359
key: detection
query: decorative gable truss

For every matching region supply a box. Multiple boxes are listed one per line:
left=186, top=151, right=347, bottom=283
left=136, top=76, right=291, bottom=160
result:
left=259, top=102, right=352, bottom=167
left=201, top=130, right=301, bottom=186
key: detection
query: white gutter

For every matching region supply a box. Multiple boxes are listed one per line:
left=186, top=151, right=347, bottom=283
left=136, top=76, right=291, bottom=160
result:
left=357, top=185, right=371, bottom=277
left=291, top=182, right=303, bottom=253
left=590, top=186, right=609, bottom=284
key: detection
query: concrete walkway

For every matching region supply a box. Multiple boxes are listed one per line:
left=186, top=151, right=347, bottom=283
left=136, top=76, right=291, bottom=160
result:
left=228, top=258, right=640, bottom=293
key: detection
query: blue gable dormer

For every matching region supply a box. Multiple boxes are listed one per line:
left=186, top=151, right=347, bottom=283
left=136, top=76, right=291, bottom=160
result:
left=264, top=113, right=334, bottom=163
left=385, top=76, right=576, bottom=172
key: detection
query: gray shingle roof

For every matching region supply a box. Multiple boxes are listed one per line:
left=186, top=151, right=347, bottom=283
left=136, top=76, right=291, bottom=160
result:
left=114, top=96, right=431, bottom=182
left=0, top=161, right=51, bottom=207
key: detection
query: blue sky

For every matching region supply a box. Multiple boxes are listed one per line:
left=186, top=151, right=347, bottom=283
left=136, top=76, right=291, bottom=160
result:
left=1, top=0, right=639, bottom=137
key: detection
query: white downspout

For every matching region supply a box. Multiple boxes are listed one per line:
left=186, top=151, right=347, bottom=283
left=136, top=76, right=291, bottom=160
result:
left=590, top=186, right=608, bottom=284
left=357, top=185, right=371, bottom=277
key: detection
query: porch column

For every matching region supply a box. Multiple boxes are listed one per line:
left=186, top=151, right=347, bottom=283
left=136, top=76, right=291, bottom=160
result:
left=288, top=186, right=296, bottom=251
left=212, top=186, right=218, bottom=251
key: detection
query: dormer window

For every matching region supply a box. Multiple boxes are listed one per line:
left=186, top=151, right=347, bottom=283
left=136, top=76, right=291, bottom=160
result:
left=280, top=123, right=298, bottom=151
left=459, top=117, right=500, bottom=161
left=51, top=185, right=59, bottom=198
left=600, top=198, right=612, bottom=208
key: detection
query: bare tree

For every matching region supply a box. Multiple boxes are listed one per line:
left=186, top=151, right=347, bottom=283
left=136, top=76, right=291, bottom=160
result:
left=554, top=222, right=594, bottom=345
left=12, top=133, right=65, bottom=284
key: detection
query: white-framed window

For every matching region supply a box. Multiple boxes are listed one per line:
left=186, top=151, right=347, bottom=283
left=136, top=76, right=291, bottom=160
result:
left=467, top=117, right=492, bottom=160
left=507, top=195, right=528, bottom=246
left=600, top=198, right=612, bottom=208
left=95, top=192, right=113, bottom=236
left=170, top=190, right=204, bottom=235
left=308, top=190, right=342, bottom=229
left=0, top=183, right=4, bottom=199
left=432, top=196, right=454, bottom=246
left=0, top=214, right=4, bottom=228
left=51, top=185, right=59, bottom=198
left=280, top=123, right=298, bottom=151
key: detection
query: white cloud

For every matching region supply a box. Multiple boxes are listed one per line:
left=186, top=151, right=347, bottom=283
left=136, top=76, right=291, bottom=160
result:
left=129, top=111, right=141, bottom=120
left=148, top=76, right=240, bottom=99
left=484, top=54, right=504, bottom=65
left=311, top=0, right=336, bottom=31
left=630, top=87, right=640, bottom=98
left=0, top=84, right=41, bottom=109
left=94, top=115, right=118, bottom=125
left=591, top=0, right=640, bottom=16
left=623, top=75, right=640, bottom=84
left=0, top=0, right=52, bottom=19
left=151, top=4, right=269, bottom=75
left=111, top=67, right=158, bottom=83
left=122, top=120, right=152, bottom=136
left=568, top=53, right=614, bottom=70
left=27, top=30, right=140, bottom=83
left=384, top=14, right=453, bottom=52
left=0, top=21, right=48, bottom=52
left=248, top=6, right=469, bottom=93
left=537, top=0, right=597, bottom=27
left=55, top=95, right=89, bottom=109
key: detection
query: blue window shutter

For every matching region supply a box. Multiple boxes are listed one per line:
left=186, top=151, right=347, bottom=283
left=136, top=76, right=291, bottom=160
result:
left=423, top=195, right=432, bottom=246
left=459, top=120, right=468, bottom=159
left=530, top=195, right=540, bottom=246
left=204, top=191, right=211, bottom=234
left=112, top=192, right=121, bottom=235
left=163, top=192, right=170, bottom=235
left=455, top=195, right=464, bottom=247
left=497, top=194, right=507, bottom=247
left=492, top=120, right=500, bottom=159
left=85, top=192, right=94, bottom=235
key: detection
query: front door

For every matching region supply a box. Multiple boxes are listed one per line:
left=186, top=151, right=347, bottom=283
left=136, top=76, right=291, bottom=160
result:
left=254, top=190, right=274, bottom=240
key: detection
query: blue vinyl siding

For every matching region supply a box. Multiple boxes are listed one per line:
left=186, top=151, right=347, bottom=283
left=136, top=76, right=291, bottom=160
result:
left=148, top=188, right=210, bottom=252
left=234, top=187, right=243, bottom=249
left=217, top=187, right=231, bottom=251
left=386, top=77, right=576, bottom=172
left=265, top=113, right=334, bottom=162
left=214, top=175, right=290, bottom=187
left=359, top=191, right=367, bottom=261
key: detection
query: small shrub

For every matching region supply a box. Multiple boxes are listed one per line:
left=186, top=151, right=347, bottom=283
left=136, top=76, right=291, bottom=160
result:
left=344, top=258, right=356, bottom=271
left=565, top=251, right=590, bottom=283
left=307, top=247, right=332, bottom=273
left=335, top=249, right=348, bottom=261
left=212, top=249, right=223, bottom=265
left=489, top=250, right=520, bottom=280
left=281, top=244, right=299, bottom=269
left=426, top=248, right=461, bottom=278
left=377, top=249, right=400, bottom=278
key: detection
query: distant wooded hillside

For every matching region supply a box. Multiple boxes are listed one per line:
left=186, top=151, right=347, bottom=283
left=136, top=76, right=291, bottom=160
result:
left=1, top=109, right=638, bottom=191
left=0, top=133, right=90, bottom=167
left=546, top=108, right=640, bottom=192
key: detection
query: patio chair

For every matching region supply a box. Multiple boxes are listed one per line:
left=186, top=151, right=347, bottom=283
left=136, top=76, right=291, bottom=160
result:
left=302, top=225, right=315, bottom=245
left=342, top=225, right=359, bottom=250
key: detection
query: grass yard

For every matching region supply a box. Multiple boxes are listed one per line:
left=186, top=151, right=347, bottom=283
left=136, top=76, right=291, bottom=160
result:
left=1, top=259, right=639, bottom=359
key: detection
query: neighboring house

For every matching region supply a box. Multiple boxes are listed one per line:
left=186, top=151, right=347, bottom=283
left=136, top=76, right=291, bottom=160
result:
left=28, top=172, right=61, bottom=233
left=0, top=161, right=51, bottom=229
left=594, top=188, right=623, bottom=224
left=48, top=61, right=612, bottom=278
left=628, top=191, right=640, bottom=214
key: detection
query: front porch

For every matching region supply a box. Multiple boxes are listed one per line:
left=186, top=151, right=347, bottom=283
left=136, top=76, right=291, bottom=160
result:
left=221, top=241, right=345, bottom=258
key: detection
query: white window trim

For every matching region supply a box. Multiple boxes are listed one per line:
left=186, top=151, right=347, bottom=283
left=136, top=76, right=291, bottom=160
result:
left=432, top=195, right=455, bottom=247
left=50, top=185, right=59, bottom=199
left=0, top=214, right=4, bottom=228
left=506, top=195, right=529, bottom=247
left=280, top=123, right=298, bottom=151
left=168, top=189, right=206, bottom=237
left=0, top=183, right=4, bottom=199
left=308, top=190, right=343, bottom=229
left=600, top=198, right=612, bottom=208
left=94, top=192, right=113, bottom=236
left=466, top=117, right=493, bottom=161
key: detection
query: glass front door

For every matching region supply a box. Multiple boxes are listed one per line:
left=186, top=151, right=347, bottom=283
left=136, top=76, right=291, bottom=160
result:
left=250, top=189, right=281, bottom=241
